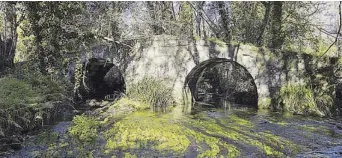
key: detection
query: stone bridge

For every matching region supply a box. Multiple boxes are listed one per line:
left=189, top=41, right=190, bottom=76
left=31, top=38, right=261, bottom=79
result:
left=83, top=35, right=340, bottom=108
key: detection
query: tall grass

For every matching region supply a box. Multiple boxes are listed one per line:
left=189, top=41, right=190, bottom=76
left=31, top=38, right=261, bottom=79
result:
left=126, top=77, right=175, bottom=112
left=278, top=84, right=333, bottom=116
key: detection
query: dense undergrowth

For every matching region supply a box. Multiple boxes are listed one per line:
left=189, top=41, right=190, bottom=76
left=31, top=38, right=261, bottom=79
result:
left=277, top=83, right=334, bottom=117
left=0, top=62, right=72, bottom=151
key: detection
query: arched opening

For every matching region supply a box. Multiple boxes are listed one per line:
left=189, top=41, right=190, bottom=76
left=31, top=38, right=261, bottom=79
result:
left=184, top=58, right=258, bottom=112
left=77, top=58, right=126, bottom=101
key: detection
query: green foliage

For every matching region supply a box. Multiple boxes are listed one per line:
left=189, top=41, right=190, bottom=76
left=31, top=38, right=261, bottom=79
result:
left=68, top=114, right=100, bottom=144
left=313, top=85, right=334, bottom=116
left=278, top=84, right=324, bottom=116
left=0, top=77, right=36, bottom=108
left=127, top=77, right=175, bottom=112
left=231, top=2, right=264, bottom=44
left=21, top=2, right=91, bottom=72
left=0, top=67, right=70, bottom=140
left=179, top=2, right=193, bottom=24
left=15, top=24, right=36, bottom=63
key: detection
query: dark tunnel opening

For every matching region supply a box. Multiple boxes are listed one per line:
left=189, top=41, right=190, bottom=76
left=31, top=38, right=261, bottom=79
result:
left=76, top=58, right=126, bottom=101
left=184, top=58, right=258, bottom=112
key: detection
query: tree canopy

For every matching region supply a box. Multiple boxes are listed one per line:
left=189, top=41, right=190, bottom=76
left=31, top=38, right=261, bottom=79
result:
left=0, top=1, right=340, bottom=74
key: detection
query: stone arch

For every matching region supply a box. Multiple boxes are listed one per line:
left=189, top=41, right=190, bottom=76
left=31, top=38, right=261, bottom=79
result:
left=184, top=58, right=258, bottom=110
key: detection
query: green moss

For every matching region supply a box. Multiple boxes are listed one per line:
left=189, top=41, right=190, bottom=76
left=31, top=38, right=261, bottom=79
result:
left=258, top=98, right=272, bottom=109
left=208, top=37, right=226, bottom=47
left=227, top=115, right=254, bottom=128
left=105, top=111, right=191, bottom=156
left=297, top=124, right=330, bottom=135
left=113, top=97, right=150, bottom=110
left=275, top=121, right=288, bottom=126
left=186, top=111, right=301, bottom=156
left=257, top=62, right=263, bottom=70
left=184, top=126, right=240, bottom=158
left=68, top=114, right=101, bottom=144
left=124, top=152, right=137, bottom=158
left=193, top=34, right=201, bottom=41
left=299, top=125, right=317, bottom=132
left=102, top=105, right=245, bottom=157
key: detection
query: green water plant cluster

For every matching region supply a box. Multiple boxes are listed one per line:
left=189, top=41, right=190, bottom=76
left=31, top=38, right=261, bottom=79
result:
left=127, top=77, right=175, bottom=112
left=104, top=111, right=191, bottom=156
left=101, top=106, right=299, bottom=157
left=68, top=114, right=100, bottom=144
left=187, top=114, right=288, bottom=157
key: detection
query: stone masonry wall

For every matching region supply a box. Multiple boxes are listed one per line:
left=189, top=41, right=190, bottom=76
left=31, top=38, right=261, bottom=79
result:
left=94, top=35, right=337, bottom=108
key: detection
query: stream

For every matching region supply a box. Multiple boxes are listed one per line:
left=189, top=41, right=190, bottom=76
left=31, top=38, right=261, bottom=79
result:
left=6, top=105, right=342, bottom=158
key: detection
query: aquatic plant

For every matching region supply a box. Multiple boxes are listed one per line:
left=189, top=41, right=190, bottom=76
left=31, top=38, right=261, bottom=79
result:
left=68, top=114, right=100, bottom=144
left=127, top=77, right=175, bottom=112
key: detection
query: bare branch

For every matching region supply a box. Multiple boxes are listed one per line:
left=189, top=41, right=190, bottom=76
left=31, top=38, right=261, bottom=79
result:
left=187, top=2, right=220, bottom=35
left=319, top=1, right=342, bottom=58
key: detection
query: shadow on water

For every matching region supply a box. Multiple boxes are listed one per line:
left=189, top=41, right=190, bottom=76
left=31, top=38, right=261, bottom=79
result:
left=9, top=101, right=342, bottom=158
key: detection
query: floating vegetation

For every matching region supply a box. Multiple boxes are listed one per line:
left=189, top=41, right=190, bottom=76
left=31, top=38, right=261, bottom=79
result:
left=101, top=106, right=301, bottom=157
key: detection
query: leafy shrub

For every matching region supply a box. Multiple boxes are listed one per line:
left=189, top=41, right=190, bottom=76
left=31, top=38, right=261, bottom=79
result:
left=127, top=77, right=175, bottom=112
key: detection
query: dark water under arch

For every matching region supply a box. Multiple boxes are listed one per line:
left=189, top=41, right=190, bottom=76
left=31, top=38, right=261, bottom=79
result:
left=184, top=58, right=258, bottom=111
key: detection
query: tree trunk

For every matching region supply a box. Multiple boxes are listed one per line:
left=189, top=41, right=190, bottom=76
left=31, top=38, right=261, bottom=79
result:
left=217, top=1, right=233, bottom=45
left=26, top=2, right=47, bottom=74
left=0, top=2, right=18, bottom=73
left=257, top=2, right=271, bottom=47
left=194, top=2, right=205, bottom=37
left=146, top=2, right=165, bottom=35
left=269, top=1, right=283, bottom=49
